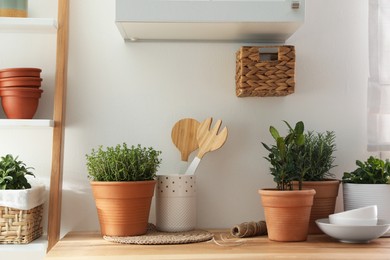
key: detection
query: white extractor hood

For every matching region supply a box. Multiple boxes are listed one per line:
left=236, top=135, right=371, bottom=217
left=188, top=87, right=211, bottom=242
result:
left=115, top=0, right=305, bottom=43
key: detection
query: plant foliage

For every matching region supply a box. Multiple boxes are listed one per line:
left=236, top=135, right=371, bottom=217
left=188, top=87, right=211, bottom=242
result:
left=86, top=143, right=162, bottom=182
left=342, top=156, right=390, bottom=184
left=302, top=131, right=337, bottom=181
left=0, top=154, right=35, bottom=190
left=261, top=121, right=307, bottom=190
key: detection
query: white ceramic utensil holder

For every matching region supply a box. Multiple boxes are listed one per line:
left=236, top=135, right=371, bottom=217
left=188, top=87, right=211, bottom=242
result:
left=156, top=175, right=196, bottom=232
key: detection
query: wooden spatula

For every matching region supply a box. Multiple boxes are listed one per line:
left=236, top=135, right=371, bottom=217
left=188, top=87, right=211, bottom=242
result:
left=171, top=118, right=200, bottom=161
left=184, top=117, right=228, bottom=175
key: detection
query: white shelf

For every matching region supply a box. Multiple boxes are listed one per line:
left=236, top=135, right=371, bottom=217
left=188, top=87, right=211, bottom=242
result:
left=0, top=236, right=47, bottom=252
left=0, top=119, right=54, bottom=127
left=0, top=17, right=57, bottom=33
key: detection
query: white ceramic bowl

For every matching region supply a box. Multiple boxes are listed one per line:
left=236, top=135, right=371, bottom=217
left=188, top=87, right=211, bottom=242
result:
left=316, top=218, right=390, bottom=243
left=329, top=216, right=378, bottom=226
left=329, top=205, right=377, bottom=219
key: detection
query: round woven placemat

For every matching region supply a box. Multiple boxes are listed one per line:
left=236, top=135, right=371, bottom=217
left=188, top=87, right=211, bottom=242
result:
left=103, top=224, right=214, bottom=245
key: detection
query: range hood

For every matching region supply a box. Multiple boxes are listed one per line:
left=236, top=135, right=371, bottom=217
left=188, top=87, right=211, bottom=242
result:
left=115, top=0, right=305, bottom=43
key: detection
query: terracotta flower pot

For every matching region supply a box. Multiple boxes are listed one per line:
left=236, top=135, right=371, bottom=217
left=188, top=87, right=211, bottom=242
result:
left=0, top=68, right=41, bottom=78
left=90, top=180, right=156, bottom=236
left=259, top=188, right=316, bottom=242
left=0, top=87, right=43, bottom=119
left=0, top=77, right=42, bottom=88
left=293, top=180, right=340, bottom=234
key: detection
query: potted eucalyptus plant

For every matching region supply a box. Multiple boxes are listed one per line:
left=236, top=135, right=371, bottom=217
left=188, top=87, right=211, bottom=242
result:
left=86, top=143, right=162, bottom=237
left=259, top=121, right=316, bottom=242
left=292, top=130, right=340, bottom=234
left=342, top=156, right=390, bottom=235
left=0, top=154, right=45, bottom=244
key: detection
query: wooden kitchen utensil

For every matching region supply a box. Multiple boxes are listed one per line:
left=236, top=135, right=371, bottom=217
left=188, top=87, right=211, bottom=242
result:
left=171, top=118, right=200, bottom=161
left=184, top=117, right=228, bottom=175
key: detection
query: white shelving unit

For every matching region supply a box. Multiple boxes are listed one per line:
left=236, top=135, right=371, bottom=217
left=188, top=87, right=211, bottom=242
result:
left=0, top=10, right=61, bottom=258
left=0, top=17, right=57, bottom=33
left=0, top=236, right=48, bottom=252
left=0, top=119, right=54, bottom=127
left=0, top=17, right=57, bottom=126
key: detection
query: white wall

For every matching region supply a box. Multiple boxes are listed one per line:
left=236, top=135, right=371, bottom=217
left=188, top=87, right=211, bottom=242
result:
left=0, top=0, right=376, bottom=242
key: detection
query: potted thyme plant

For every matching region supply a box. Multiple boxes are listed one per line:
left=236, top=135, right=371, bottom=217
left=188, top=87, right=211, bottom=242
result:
left=259, top=121, right=316, bottom=242
left=86, top=143, right=162, bottom=236
left=0, top=154, right=45, bottom=244
left=342, top=156, right=390, bottom=235
left=292, top=130, right=340, bottom=234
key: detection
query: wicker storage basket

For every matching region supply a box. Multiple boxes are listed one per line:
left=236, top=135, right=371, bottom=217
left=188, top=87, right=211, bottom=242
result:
left=236, top=45, right=295, bottom=97
left=0, top=204, right=43, bottom=244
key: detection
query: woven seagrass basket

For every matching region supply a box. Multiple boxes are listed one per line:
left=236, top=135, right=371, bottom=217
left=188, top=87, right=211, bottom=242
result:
left=236, top=45, right=295, bottom=97
left=0, top=204, right=43, bottom=244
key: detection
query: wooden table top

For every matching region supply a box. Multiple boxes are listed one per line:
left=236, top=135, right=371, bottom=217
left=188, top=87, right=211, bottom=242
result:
left=45, top=230, right=390, bottom=260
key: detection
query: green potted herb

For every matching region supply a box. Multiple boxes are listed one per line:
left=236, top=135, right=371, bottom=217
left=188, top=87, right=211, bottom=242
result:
left=0, top=154, right=45, bottom=244
left=0, top=154, right=34, bottom=190
left=342, top=156, right=390, bottom=235
left=86, top=143, right=162, bottom=236
left=259, top=121, right=316, bottom=242
left=292, top=131, right=340, bottom=234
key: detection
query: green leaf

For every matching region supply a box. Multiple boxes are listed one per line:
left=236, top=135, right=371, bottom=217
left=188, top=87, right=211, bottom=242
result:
left=276, top=137, right=286, bottom=159
left=294, top=121, right=304, bottom=135
left=295, top=134, right=305, bottom=146
left=269, top=126, right=280, bottom=141
left=283, top=120, right=293, bottom=132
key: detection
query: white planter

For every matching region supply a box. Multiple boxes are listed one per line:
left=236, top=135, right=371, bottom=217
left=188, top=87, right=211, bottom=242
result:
left=343, top=183, right=390, bottom=236
left=0, top=184, right=45, bottom=210
left=156, top=175, right=196, bottom=232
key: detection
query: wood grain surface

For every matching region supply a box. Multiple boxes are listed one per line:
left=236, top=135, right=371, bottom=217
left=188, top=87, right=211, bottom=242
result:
left=45, top=230, right=390, bottom=260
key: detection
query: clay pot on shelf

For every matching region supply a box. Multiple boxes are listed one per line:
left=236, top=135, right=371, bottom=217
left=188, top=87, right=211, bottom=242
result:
left=0, top=68, right=41, bottom=78
left=259, top=188, right=316, bottom=242
left=0, top=77, right=42, bottom=88
left=0, top=87, right=43, bottom=119
left=90, top=181, right=156, bottom=236
left=293, top=179, right=341, bottom=234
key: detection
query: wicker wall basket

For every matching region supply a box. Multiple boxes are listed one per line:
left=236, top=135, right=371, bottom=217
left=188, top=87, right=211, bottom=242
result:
left=0, top=204, right=43, bottom=244
left=236, top=45, right=295, bottom=97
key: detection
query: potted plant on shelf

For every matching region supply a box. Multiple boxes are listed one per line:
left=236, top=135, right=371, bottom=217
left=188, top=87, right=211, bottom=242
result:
left=0, top=154, right=45, bottom=244
left=259, top=121, right=316, bottom=242
left=292, top=130, right=340, bottom=234
left=342, top=156, right=390, bottom=235
left=86, top=143, right=162, bottom=237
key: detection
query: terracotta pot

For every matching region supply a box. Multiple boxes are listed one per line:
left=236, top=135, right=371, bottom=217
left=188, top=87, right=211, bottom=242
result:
left=90, top=180, right=156, bottom=236
left=259, top=188, right=316, bottom=242
left=0, top=77, right=42, bottom=88
left=0, top=87, right=43, bottom=119
left=0, top=68, right=41, bottom=78
left=293, top=180, right=340, bottom=234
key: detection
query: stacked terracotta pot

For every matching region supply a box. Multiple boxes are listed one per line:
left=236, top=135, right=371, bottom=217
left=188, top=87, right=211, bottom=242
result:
left=0, top=68, right=44, bottom=119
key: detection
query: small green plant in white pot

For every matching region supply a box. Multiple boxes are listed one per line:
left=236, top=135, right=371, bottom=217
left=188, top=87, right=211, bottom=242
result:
left=342, top=156, right=390, bottom=236
left=0, top=154, right=45, bottom=244
left=86, top=143, right=162, bottom=236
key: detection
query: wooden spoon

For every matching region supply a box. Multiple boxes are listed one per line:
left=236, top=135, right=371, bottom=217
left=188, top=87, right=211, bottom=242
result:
left=171, top=118, right=200, bottom=161
left=184, top=117, right=228, bottom=175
